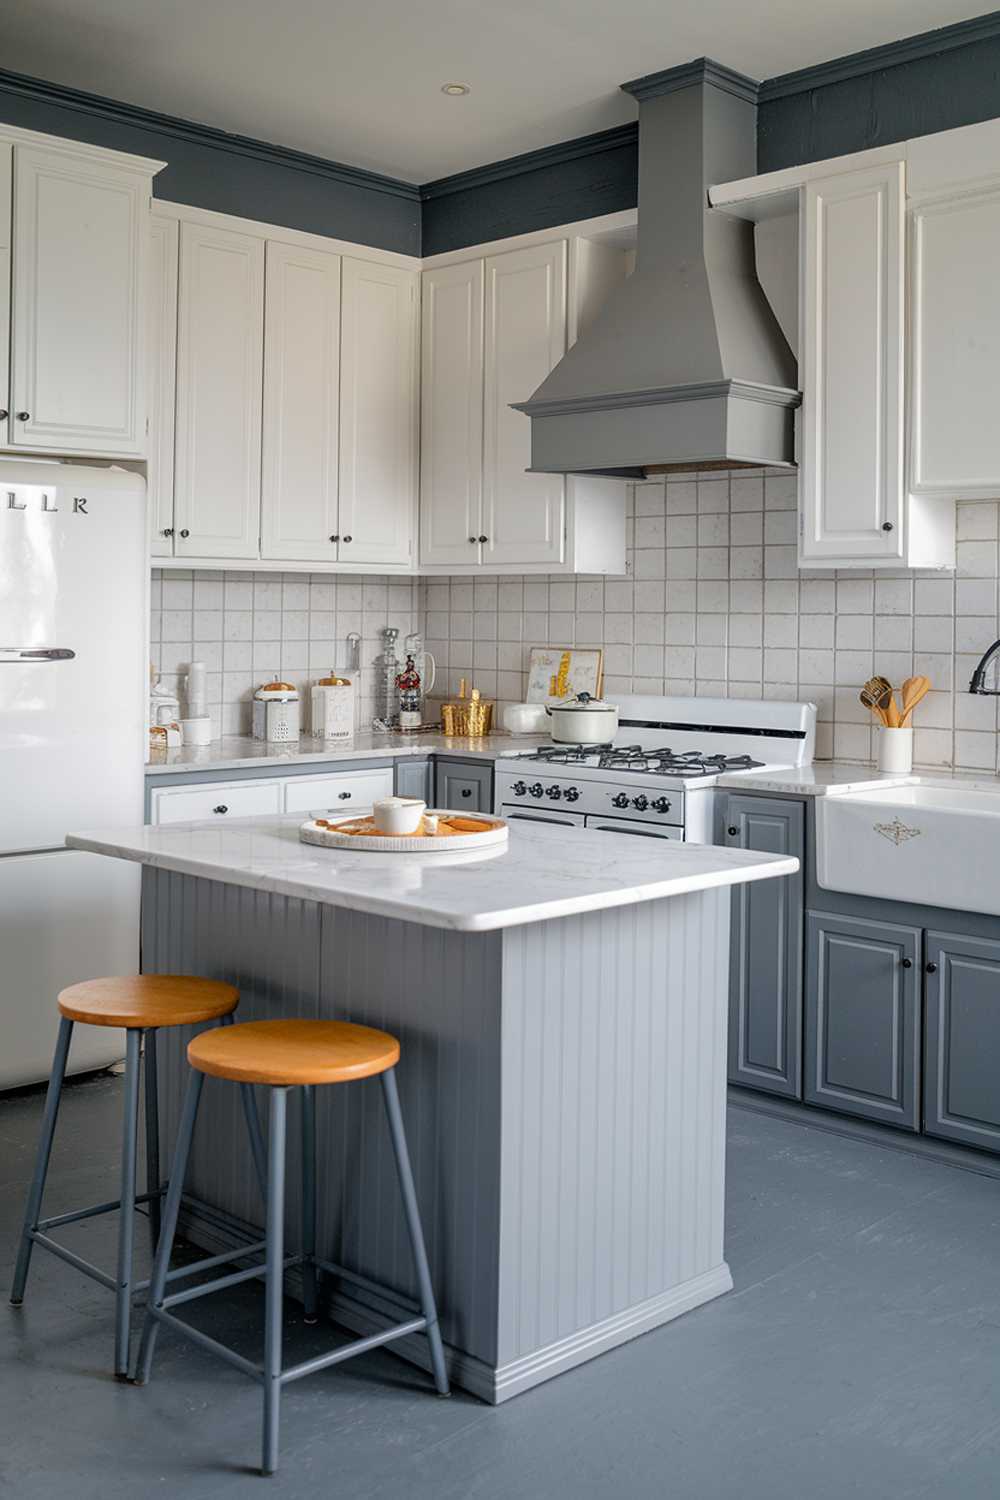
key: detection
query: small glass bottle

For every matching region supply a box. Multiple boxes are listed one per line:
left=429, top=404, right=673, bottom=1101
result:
left=396, top=652, right=422, bottom=730
left=376, top=627, right=401, bottom=727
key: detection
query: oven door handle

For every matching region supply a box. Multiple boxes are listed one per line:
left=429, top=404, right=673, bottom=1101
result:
left=587, top=821, right=681, bottom=840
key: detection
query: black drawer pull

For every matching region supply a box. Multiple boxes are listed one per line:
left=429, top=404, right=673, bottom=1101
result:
left=212, top=804, right=228, bottom=815
left=461, top=788, right=472, bottom=798
left=901, top=958, right=912, bottom=969
left=338, top=791, right=351, bottom=800
left=727, top=826, right=739, bottom=837
left=926, top=962, right=938, bottom=974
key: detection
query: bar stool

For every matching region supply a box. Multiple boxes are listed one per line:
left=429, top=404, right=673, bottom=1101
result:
left=133, top=1018, right=449, bottom=1476
left=9, top=975, right=265, bottom=1378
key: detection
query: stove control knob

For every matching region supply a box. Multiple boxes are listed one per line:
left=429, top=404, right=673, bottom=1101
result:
left=632, top=795, right=649, bottom=812
left=512, top=781, right=527, bottom=797
left=528, top=783, right=545, bottom=799
left=564, top=786, right=580, bottom=803
left=611, top=793, right=630, bottom=809
left=651, top=797, right=671, bottom=814
left=545, top=785, right=562, bottom=801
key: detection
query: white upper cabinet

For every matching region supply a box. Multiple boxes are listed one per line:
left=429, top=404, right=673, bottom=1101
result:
left=260, top=241, right=342, bottom=562
left=420, top=259, right=484, bottom=568
left=482, top=241, right=567, bottom=567
left=908, top=119, right=1000, bottom=499
left=799, top=162, right=905, bottom=565
left=148, top=214, right=178, bottom=558
left=174, top=221, right=264, bottom=559
left=338, top=257, right=417, bottom=567
left=0, top=146, right=11, bottom=437
left=8, top=143, right=153, bottom=456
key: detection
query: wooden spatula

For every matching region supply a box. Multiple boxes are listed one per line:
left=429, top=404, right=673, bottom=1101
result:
left=899, top=675, right=931, bottom=726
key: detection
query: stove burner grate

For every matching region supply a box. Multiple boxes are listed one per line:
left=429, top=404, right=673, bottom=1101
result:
left=511, top=744, right=765, bottom=776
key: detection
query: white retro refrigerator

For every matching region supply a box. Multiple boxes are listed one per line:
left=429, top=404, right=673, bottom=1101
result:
left=0, top=459, right=146, bottom=1087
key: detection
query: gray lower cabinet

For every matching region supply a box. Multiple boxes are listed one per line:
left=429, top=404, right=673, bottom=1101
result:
left=434, top=757, right=494, bottom=813
left=805, top=911, right=921, bottom=1130
left=724, top=794, right=804, bottom=1098
left=394, top=758, right=432, bottom=804
left=924, top=930, right=1000, bottom=1151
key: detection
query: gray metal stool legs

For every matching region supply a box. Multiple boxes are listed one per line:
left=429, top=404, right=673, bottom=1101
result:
left=9, top=1020, right=164, bottom=1378
left=135, top=1063, right=449, bottom=1477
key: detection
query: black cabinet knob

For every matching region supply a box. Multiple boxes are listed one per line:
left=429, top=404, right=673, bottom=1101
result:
left=478, top=534, right=488, bottom=543
left=469, top=536, right=478, bottom=544
left=461, top=788, right=472, bottom=798
left=727, top=826, right=739, bottom=837
left=0, top=409, right=8, bottom=420
left=338, top=791, right=351, bottom=800
left=212, top=805, right=228, bottom=815
left=162, top=527, right=174, bottom=537
left=926, top=962, right=938, bottom=974
left=882, top=521, right=894, bottom=532
left=16, top=411, right=30, bottom=421
left=179, top=528, right=190, bottom=538
left=342, top=535, right=352, bottom=543
left=901, top=958, right=912, bottom=969
left=329, top=534, right=339, bottom=542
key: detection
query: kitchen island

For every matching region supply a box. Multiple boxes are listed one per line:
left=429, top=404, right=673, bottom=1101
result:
left=69, top=816, right=796, bottom=1402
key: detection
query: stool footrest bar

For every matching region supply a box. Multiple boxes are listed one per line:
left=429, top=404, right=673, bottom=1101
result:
left=148, top=1308, right=263, bottom=1382
left=279, top=1316, right=428, bottom=1386
left=163, top=1239, right=269, bottom=1284
left=36, top=1189, right=164, bottom=1233
left=161, top=1255, right=298, bottom=1310
left=30, top=1232, right=117, bottom=1291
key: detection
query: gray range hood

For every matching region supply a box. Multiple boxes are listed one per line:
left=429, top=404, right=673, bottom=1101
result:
left=513, top=59, right=800, bottom=477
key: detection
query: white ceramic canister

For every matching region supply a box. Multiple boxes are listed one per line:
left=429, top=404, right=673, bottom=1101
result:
left=502, top=702, right=549, bottom=735
left=311, top=673, right=355, bottom=741
left=252, top=682, right=301, bottom=742
left=876, top=725, right=914, bottom=774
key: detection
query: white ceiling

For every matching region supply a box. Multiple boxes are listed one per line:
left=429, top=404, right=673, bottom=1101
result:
left=2, top=0, right=993, bottom=182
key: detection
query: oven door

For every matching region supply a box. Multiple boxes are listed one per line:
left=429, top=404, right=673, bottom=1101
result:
left=500, top=805, right=586, bottom=828
left=584, top=814, right=683, bottom=840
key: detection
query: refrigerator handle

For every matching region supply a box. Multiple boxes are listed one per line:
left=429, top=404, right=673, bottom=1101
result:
left=0, top=647, right=76, bottom=662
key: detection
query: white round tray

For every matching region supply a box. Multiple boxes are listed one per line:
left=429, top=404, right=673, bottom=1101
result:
left=299, top=809, right=509, bottom=853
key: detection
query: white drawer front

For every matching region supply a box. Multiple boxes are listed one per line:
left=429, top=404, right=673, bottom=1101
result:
left=282, top=768, right=393, bottom=816
left=149, top=780, right=283, bottom=826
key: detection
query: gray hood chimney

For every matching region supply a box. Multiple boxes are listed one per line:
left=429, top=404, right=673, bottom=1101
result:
left=514, top=59, right=800, bottom=476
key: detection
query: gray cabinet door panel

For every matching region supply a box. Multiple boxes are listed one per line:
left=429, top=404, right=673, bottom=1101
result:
left=924, top=930, right=1000, bottom=1151
left=805, top=911, right=921, bottom=1129
left=435, top=758, right=494, bottom=813
left=724, top=794, right=804, bottom=1098
left=394, top=758, right=432, bottom=804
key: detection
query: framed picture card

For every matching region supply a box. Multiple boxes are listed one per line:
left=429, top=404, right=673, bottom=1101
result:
left=526, top=646, right=604, bottom=704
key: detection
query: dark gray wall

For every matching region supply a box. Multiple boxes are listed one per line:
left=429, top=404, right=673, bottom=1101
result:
left=0, top=68, right=421, bottom=255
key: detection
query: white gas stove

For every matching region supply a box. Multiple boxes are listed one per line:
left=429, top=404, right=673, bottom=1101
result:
left=494, top=695, right=816, bottom=843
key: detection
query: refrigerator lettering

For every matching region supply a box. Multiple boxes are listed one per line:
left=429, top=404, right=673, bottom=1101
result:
left=40, top=493, right=58, bottom=513
left=6, top=491, right=26, bottom=510
left=73, top=497, right=88, bottom=514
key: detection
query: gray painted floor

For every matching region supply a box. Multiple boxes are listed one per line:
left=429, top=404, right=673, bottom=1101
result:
left=3, top=1072, right=1000, bottom=1498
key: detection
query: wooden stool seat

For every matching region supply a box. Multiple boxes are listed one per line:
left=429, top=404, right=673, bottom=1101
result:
left=58, top=975, right=239, bottom=1029
left=187, top=1019, right=400, bottom=1087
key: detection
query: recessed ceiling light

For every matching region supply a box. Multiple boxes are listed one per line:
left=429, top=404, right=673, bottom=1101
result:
left=441, top=83, right=470, bottom=96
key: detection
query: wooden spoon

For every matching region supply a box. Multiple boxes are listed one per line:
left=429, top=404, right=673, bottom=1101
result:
left=899, top=675, right=931, bottom=726
left=860, top=676, right=894, bottom=726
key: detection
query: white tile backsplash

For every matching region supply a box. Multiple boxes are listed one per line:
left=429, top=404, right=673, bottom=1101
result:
left=150, top=570, right=419, bottom=737
left=416, top=471, right=1000, bottom=772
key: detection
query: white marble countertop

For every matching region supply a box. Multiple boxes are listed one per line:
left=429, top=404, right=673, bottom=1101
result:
left=67, top=817, right=798, bottom=933
left=716, top=761, right=1000, bottom=797
left=145, top=731, right=544, bottom=776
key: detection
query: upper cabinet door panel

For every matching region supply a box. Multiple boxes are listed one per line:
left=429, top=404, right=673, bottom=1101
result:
left=148, top=214, right=179, bottom=558
left=483, top=242, right=566, bottom=567
left=261, top=240, right=341, bottom=563
left=910, top=184, right=1000, bottom=498
left=10, top=145, right=147, bottom=455
left=338, top=257, right=417, bottom=567
left=799, top=163, right=904, bottom=563
left=0, top=145, right=11, bottom=447
left=419, top=259, right=484, bottom=568
left=174, top=221, right=264, bottom=559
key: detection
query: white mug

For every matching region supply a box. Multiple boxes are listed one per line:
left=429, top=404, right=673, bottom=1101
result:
left=372, top=797, right=427, bottom=835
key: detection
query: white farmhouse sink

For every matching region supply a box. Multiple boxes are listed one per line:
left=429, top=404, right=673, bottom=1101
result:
left=816, top=781, right=1000, bottom=916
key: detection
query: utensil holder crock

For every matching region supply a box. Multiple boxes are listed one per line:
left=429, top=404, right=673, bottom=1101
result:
left=876, top=725, right=913, bottom=773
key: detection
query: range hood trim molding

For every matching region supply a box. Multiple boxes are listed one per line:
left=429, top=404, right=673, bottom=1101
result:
left=513, top=378, right=802, bottom=419
left=621, top=57, right=760, bottom=105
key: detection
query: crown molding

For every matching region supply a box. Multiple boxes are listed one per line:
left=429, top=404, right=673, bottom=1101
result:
left=420, top=123, right=637, bottom=201
left=760, top=9, right=1000, bottom=101
left=622, top=57, right=760, bottom=105
left=0, top=65, right=421, bottom=201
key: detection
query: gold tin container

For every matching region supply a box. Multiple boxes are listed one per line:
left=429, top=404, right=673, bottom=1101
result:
left=441, top=682, right=494, bottom=737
